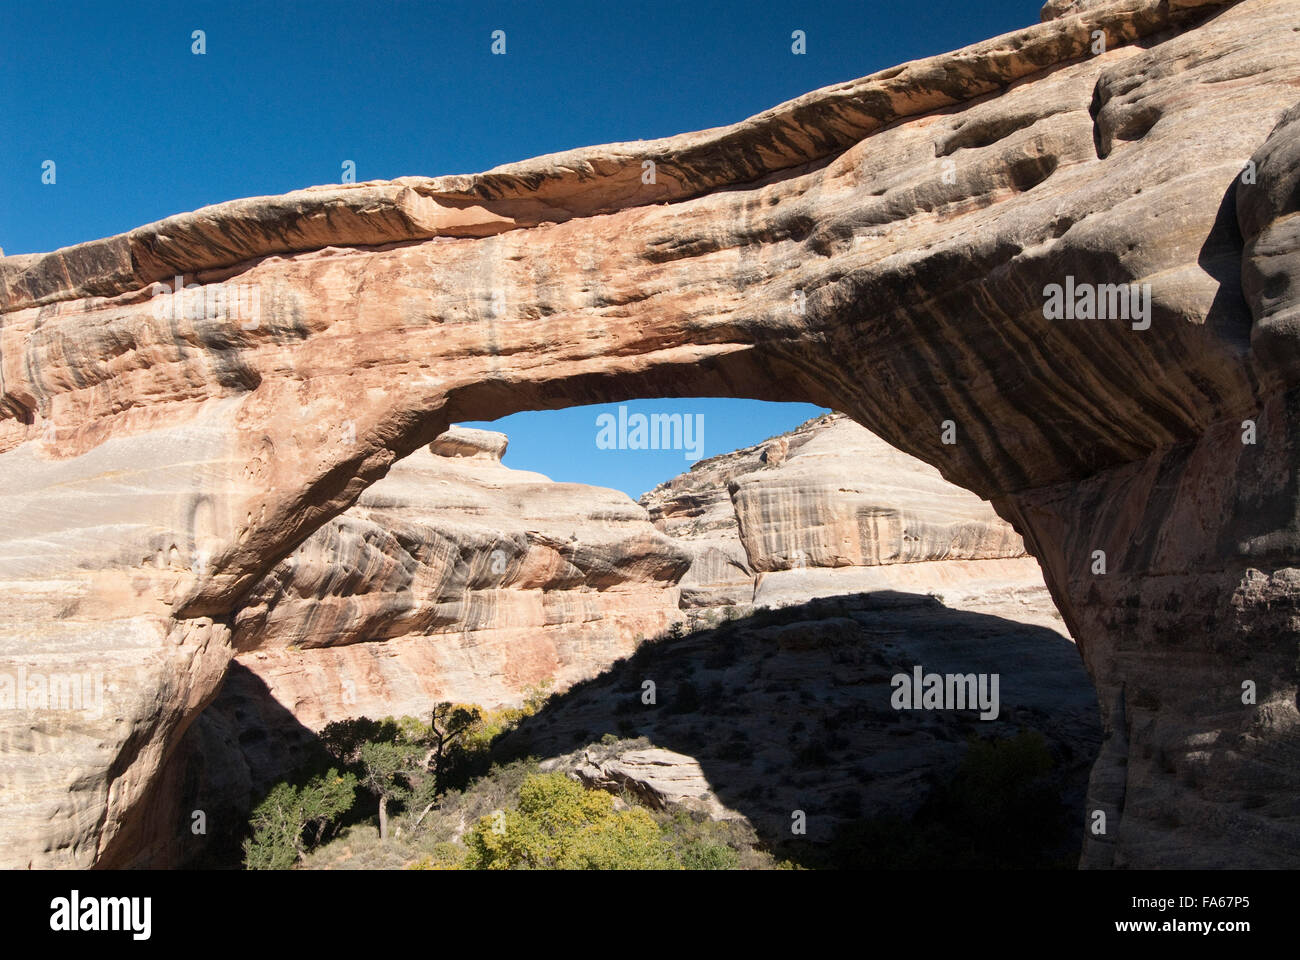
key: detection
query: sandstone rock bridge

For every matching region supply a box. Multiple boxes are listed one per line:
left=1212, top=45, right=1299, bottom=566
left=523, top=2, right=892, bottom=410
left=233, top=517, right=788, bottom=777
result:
left=2, top=0, right=1298, bottom=868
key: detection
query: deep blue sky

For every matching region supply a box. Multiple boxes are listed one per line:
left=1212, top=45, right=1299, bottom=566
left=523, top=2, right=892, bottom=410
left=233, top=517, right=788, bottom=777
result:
left=2, top=0, right=1041, bottom=498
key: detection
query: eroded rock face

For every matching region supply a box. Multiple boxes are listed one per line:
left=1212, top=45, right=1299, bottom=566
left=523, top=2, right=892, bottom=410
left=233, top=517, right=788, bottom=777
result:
left=1041, top=0, right=1108, bottom=21
left=231, top=431, right=689, bottom=730
left=641, top=414, right=1059, bottom=629
left=646, top=415, right=1025, bottom=564
left=1, top=0, right=1299, bottom=867
left=563, top=747, right=742, bottom=823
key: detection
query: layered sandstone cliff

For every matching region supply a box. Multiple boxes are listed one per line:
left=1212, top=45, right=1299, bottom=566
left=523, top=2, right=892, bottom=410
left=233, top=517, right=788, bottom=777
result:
left=2, top=0, right=1298, bottom=868
left=231, top=426, right=689, bottom=728
left=230, top=414, right=1062, bottom=732
left=642, top=413, right=1060, bottom=629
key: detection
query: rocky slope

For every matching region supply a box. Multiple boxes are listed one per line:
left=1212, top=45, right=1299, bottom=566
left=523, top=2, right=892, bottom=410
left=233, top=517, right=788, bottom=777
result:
left=298, top=589, right=1104, bottom=871
left=511, top=589, right=1100, bottom=865
left=1, top=0, right=1298, bottom=867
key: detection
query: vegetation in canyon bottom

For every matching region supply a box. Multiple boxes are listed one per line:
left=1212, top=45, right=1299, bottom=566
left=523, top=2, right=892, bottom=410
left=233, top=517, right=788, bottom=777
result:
left=241, top=682, right=770, bottom=870
left=240, top=679, right=1075, bottom=869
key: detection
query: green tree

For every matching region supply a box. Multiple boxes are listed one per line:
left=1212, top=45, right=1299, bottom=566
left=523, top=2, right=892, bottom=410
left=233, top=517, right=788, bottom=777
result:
left=243, top=769, right=357, bottom=869
left=312, top=700, right=558, bottom=842
left=319, top=716, right=398, bottom=764
left=358, top=739, right=421, bottom=841
left=314, top=715, right=431, bottom=843
left=427, top=702, right=481, bottom=780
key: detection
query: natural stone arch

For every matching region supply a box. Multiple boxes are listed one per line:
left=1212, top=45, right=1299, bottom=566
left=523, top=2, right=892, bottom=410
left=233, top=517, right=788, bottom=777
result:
left=1, top=0, right=1299, bottom=867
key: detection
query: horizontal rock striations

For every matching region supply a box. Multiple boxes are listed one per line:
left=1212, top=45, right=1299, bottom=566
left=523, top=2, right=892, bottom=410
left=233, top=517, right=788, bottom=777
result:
left=231, top=432, right=690, bottom=730
left=1, top=0, right=1298, bottom=867
left=641, top=414, right=1058, bottom=626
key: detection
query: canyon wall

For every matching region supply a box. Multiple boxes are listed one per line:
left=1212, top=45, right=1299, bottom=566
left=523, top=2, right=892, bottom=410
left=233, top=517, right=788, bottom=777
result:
left=1, top=0, right=1298, bottom=867
left=231, top=425, right=689, bottom=729
left=642, top=413, right=1060, bottom=626
left=233, top=413, right=1056, bottom=737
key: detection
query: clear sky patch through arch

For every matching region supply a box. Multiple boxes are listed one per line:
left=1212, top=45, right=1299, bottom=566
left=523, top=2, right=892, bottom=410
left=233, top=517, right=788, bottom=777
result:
left=461, top=400, right=832, bottom=500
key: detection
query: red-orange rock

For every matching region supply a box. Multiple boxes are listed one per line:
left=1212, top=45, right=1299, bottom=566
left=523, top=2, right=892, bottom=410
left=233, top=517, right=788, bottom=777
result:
left=1, top=0, right=1298, bottom=868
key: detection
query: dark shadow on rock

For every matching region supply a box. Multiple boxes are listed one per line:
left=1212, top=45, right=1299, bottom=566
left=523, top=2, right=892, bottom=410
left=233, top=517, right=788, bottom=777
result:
left=176, top=590, right=1101, bottom=869
left=166, top=661, right=327, bottom=868
left=1197, top=175, right=1253, bottom=353
left=494, top=590, right=1102, bottom=869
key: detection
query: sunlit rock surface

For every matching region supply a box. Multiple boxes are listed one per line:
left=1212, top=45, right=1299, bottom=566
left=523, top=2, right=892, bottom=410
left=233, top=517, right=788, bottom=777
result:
left=1, top=0, right=1299, bottom=867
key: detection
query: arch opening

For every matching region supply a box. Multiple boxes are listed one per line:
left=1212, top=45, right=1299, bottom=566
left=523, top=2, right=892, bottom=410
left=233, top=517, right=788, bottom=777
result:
left=171, top=397, right=1099, bottom=869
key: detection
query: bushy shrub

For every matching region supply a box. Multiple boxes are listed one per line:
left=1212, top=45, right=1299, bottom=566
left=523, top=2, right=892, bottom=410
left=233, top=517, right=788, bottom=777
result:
left=462, top=773, right=680, bottom=870
left=665, top=679, right=700, bottom=715
left=243, top=769, right=358, bottom=869
left=405, top=842, right=466, bottom=870
left=677, top=838, right=741, bottom=870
